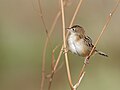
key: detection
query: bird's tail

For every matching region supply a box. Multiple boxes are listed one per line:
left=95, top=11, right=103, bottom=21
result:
left=95, top=50, right=108, bottom=57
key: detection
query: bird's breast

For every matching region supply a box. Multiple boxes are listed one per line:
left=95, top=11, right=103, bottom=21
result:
left=68, top=35, right=86, bottom=56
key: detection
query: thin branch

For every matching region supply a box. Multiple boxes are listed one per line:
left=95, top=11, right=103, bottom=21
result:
left=32, top=1, right=48, bottom=89
left=38, top=0, right=67, bottom=89
left=41, top=10, right=61, bottom=74
left=38, top=0, right=48, bottom=35
left=87, top=0, right=120, bottom=60
left=69, top=0, right=83, bottom=27
left=37, top=0, right=52, bottom=90
left=51, top=44, right=61, bottom=69
left=45, top=62, right=64, bottom=79
left=73, top=72, right=85, bottom=90
left=38, top=0, right=48, bottom=89
left=61, top=0, right=73, bottom=88
left=43, top=12, right=61, bottom=90
left=72, top=64, right=86, bottom=90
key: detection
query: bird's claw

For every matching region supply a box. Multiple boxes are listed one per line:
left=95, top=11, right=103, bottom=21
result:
left=62, top=47, right=68, bottom=54
left=84, top=57, right=89, bottom=64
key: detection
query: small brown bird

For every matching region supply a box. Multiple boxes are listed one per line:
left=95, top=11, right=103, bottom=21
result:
left=66, top=25, right=108, bottom=64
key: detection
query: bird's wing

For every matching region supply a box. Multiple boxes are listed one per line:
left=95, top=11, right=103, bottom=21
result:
left=84, top=36, right=94, bottom=49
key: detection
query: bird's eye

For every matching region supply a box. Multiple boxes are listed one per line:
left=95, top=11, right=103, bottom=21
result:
left=72, top=28, right=76, bottom=32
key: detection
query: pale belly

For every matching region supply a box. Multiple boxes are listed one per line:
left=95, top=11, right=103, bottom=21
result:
left=68, top=35, right=89, bottom=57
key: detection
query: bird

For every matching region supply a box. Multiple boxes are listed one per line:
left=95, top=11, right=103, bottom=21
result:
left=66, top=25, right=108, bottom=64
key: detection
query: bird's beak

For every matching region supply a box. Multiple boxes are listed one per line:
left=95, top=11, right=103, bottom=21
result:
left=65, top=27, right=71, bottom=31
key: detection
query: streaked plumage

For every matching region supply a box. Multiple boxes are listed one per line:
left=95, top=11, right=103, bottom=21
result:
left=67, top=25, right=108, bottom=61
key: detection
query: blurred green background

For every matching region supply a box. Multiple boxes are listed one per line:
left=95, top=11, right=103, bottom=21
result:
left=0, top=0, right=120, bottom=90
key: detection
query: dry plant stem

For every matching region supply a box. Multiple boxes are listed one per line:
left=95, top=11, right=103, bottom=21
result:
left=45, top=4, right=68, bottom=90
left=37, top=0, right=55, bottom=89
left=48, top=0, right=84, bottom=89
left=38, top=0, right=49, bottom=89
left=38, top=0, right=48, bottom=34
left=46, top=45, right=63, bottom=79
left=61, top=0, right=73, bottom=88
left=69, top=0, right=83, bottom=27
left=51, top=45, right=60, bottom=69
left=87, top=0, right=120, bottom=60
left=32, top=0, right=47, bottom=89
left=43, top=11, right=61, bottom=75
left=73, top=72, right=85, bottom=90
left=38, top=0, right=63, bottom=89
left=42, top=11, right=61, bottom=70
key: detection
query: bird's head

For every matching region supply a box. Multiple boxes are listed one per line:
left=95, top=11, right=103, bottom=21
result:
left=66, top=25, right=85, bottom=38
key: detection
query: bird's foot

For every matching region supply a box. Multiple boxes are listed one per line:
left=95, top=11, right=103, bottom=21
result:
left=61, top=47, right=68, bottom=54
left=84, top=57, right=90, bottom=64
